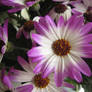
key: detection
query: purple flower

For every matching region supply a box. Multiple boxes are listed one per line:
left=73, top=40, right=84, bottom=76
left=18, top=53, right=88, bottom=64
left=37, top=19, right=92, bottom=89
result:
left=9, top=56, right=74, bottom=92
left=0, top=69, right=15, bottom=92
left=16, top=20, right=35, bottom=39
left=49, top=3, right=72, bottom=22
left=1, top=0, right=40, bottom=13
left=71, top=0, right=92, bottom=21
left=27, top=15, right=92, bottom=86
left=0, top=19, right=8, bottom=63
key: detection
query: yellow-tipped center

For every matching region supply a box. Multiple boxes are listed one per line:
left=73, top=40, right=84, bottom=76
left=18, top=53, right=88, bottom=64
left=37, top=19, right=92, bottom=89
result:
left=52, top=39, right=71, bottom=56
left=33, top=74, right=50, bottom=88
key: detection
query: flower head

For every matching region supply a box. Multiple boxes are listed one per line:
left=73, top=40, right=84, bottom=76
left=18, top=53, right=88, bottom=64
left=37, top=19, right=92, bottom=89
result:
left=16, top=20, right=35, bottom=39
left=0, top=19, right=8, bottom=63
left=27, top=15, right=92, bottom=86
left=16, top=16, right=40, bottom=39
left=1, top=0, right=40, bottom=13
left=49, top=4, right=72, bottom=22
left=71, top=0, right=92, bottom=21
left=9, top=56, right=74, bottom=92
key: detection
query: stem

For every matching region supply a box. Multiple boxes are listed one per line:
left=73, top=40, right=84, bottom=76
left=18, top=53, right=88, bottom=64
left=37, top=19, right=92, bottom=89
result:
left=76, top=85, right=79, bottom=92
left=13, top=46, right=29, bottom=52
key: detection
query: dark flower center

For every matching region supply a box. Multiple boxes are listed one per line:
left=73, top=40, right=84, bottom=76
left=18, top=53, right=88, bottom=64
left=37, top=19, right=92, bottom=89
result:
left=0, top=40, right=5, bottom=53
left=33, top=74, right=49, bottom=88
left=84, top=7, right=92, bottom=22
left=23, top=20, right=34, bottom=32
left=5, top=90, right=12, bottom=92
left=52, top=39, right=71, bottom=56
left=54, top=4, right=67, bottom=14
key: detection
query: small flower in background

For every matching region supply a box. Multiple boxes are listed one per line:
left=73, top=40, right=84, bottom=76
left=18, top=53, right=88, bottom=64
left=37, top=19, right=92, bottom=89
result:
left=1, top=0, right=40, bottom=13
left=9, top=56, right=74, bottom=92
left=16, top=16, right=40, bottom=39
left=0, top=19, right=8, bottom=63
left=28, top=15, right=92, bottom=87
left=49, top=3, right=71, bottom=22
left=71, top=0, right=92, bottom=21
left=16, top=20, right=35, bottom=39
left=0, top=69, right=15, bottom=92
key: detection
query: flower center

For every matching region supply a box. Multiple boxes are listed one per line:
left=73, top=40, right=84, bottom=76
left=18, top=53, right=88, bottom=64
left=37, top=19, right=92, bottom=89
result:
left=33, top=74, right=50, bottom=88
left=52, top=39, right=71, bottom=56
left=0, top=40, right=5, bottom=53
left=84, top=7, right=92, bottom=22
left=5, top=90, right=12, bottom=92
left=23, top=20, right=34, bottom=32
left=54, top=4, right=67, bottom=14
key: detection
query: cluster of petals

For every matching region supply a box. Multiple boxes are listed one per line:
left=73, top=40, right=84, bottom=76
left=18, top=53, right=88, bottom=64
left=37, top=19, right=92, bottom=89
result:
left=9, top=56, right=74, bottom=92
left=0, top=69, right=15, bottom=92
left=28, top=15, right=92, bottom=87
left=0, top=19, right=8, bottom=63
left=71, top=0, right=92, bottom=14
left=1, top=0, right=40, bottom=13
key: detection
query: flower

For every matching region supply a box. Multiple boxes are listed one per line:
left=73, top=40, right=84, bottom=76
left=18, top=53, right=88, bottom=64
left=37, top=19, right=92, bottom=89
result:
left=0, top=69, right=15, bottom=92
left=27, top=15, right=92, bottom=86
left=0, top=19, right=8, bottom=63
left=16, top=20, right=35, bottom=39
left=71, top=0, right=92, bottom=21
left=9, top=56, right=74, bottom=92
left=1, top=0, right=40, bottom=13
left=16, top=16, right=40, bottom=39
left=49, top=3, right=71, bottom=22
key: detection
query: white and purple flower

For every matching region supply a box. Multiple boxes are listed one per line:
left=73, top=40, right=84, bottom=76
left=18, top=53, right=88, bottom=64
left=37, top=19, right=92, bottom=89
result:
left=49, top=3, right=71, bottom=22
left=0, top=19, right=8, bottom=63
left=27, top=15, right=92, bottom=86
left=1, top=0, right=40, bottom=13
left=71, top=0, right=92, bottom=21
left=16, top=16, right=40, bottom=39
left=16, top=20, right=35, bottom=39
left=9, top=56, right=74, bottom=92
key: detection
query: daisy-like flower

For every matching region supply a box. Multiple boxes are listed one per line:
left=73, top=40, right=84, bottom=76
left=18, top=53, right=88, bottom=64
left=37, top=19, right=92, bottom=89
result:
left=49, top=3, right=71, bottom=22
left=16, top=16, right=40, bottom=39
left=27, top=15, right=92, bottom=86
left=9, top=56, right=74, bottom=92
left=71, top=0, right=92, bottom=21
left=0, top=19, right=8, bottom=63
left=16, top=20, right=35, bottom=39
left=0, top=69, right=15, bottom=92
left=1, top=0, right=40, bottom=13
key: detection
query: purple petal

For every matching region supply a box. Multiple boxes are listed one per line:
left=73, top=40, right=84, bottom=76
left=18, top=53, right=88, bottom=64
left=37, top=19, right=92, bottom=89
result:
left=25, top=1, right=36, bottom=7
left=57, top=16, right=64, bottom=28
left=76, top=59, right=92, bottom=76
left=63, top=82, right=75, bottom=88
left=17, top=56, right=32, bottom=72
left=27, top=47, right=45, bottom=57
left=72, top=68, right=82, bottom=83
left=16, top=84, right=33, bottom=92
left=80, top=23, right=92, bottom=35
left=33, top=61, right=46, bottom=74
left=2, top=75, right=13, bottom=89
left=34, top=21, right=49, bottom=35
left=8, top=6, right=25, bottom=13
